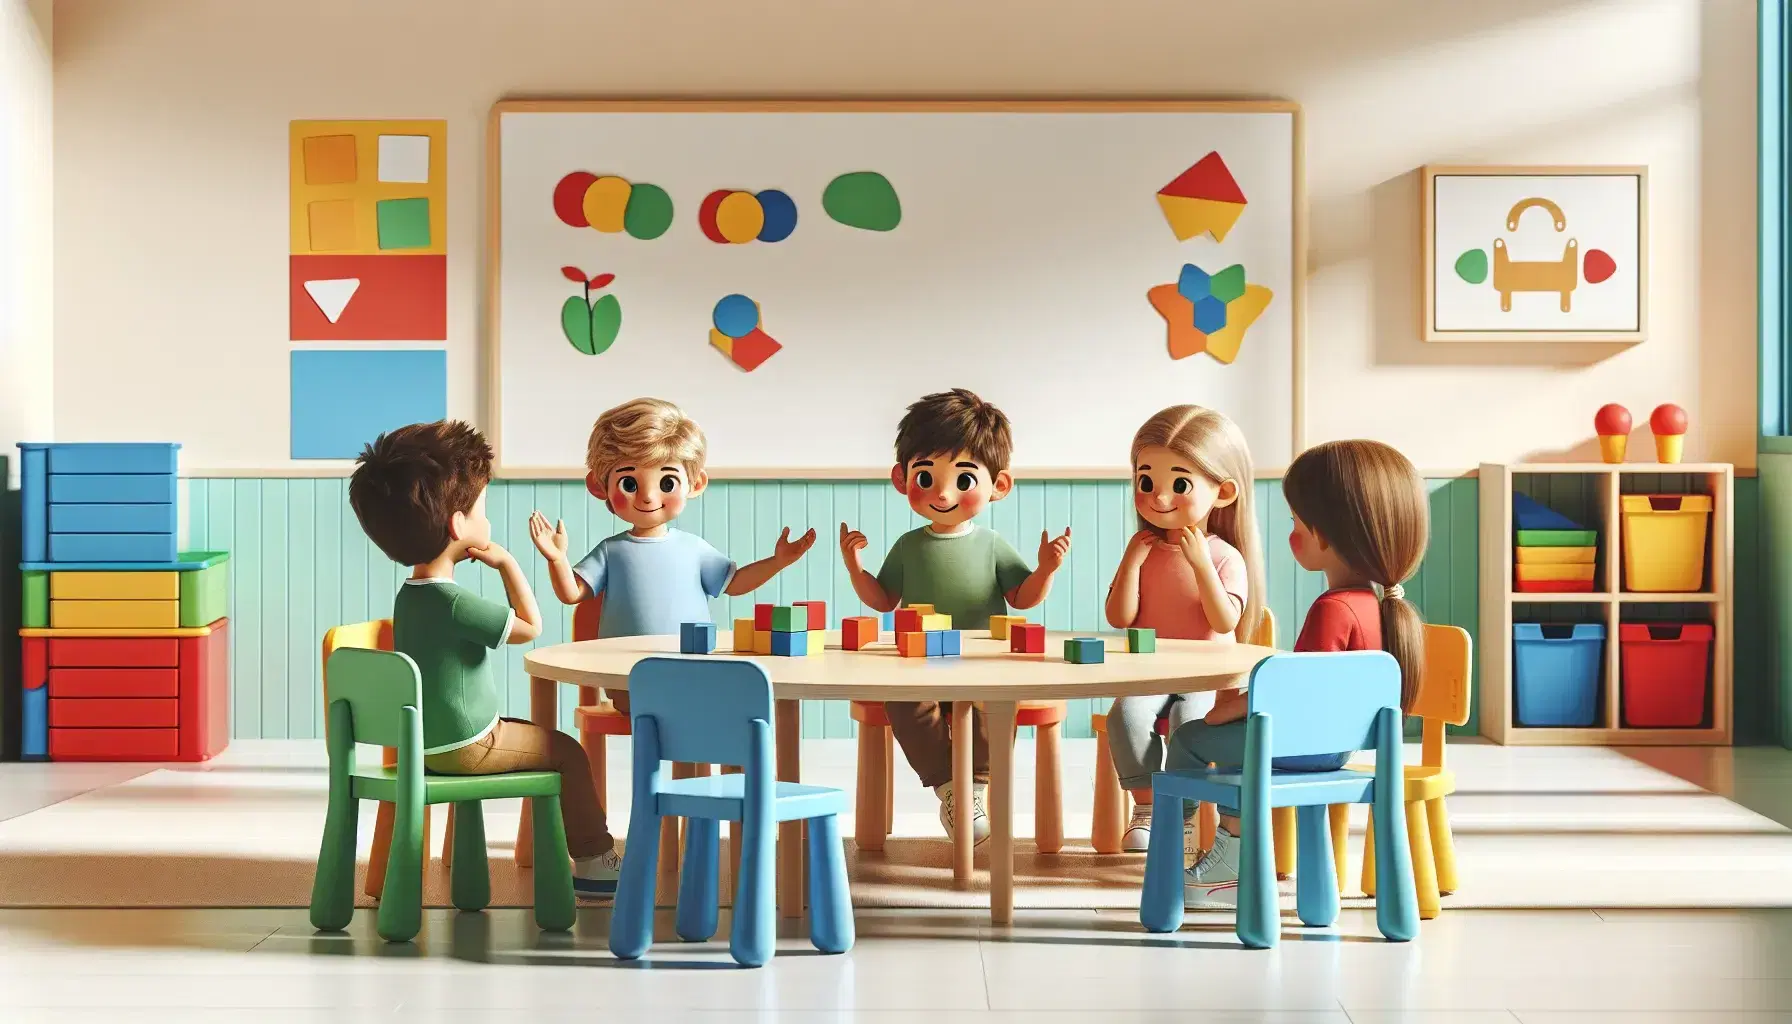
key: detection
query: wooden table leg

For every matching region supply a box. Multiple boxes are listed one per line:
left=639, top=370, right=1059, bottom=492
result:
left=987, top=700, right=1018, bottom=925
left=951, top=702, right=974, bottom=885
left=517, top=677, right=558, bottom=869
left=776, top=699, right=804, bottom=920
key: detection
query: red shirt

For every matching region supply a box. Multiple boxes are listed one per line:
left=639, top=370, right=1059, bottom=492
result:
left=1294, top=587, right=1382, bottom=653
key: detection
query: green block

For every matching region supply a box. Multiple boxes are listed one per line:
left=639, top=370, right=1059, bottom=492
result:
left=1065, top=637, right=1105, bottom=664
left=22, top=571, right=48, bottom=628
left=376, top=197, right=432, bottom=250
left=179, top=554, right=230, bottom=628
left=770, top=606, right=806, bottom=632
left=1515, top=529, right=1599, bottom=547
left=1126, top=627, right=1156, bottom=653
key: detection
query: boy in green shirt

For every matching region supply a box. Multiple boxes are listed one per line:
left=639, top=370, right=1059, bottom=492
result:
left=349, top=420, right=619, bottom=894
left=840, top=389, right=1071, bottom=845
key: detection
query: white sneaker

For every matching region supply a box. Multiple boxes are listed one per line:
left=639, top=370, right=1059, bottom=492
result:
left=936, top=781, right=991, bottom=847
left=1121, top=803, right=1153, bottom=852
left=573, top=848, right=621, bottom=897
left=1183, top=826, right=1240, bottom=907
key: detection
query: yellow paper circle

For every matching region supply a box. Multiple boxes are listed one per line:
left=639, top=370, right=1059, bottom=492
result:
left=715, top=191, right=765, bottom=244
left=582, top=176, right=632, bottom=233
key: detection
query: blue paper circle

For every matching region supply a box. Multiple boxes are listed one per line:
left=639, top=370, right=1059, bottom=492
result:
left=713, top=294, right=759, bottom=339
left=755, top=190, right=798, bottom=243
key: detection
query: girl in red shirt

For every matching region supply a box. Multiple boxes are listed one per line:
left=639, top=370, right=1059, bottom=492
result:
left=1168, top=439, right=1428, bottom=906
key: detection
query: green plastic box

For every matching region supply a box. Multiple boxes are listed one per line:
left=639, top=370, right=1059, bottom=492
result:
left=178, top=552, right=230, bottom=627
left=22, top=571, right=47, bottom=628
left=1515, top=530, right=1599, bottom=547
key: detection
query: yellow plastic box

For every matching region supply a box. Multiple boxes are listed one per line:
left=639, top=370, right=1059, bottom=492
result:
left=1514, top=563, right=1597, bottom=584
left=1515, top=546, right=1596, bottom=565
left=1622, top=494, right=1712, bottom=592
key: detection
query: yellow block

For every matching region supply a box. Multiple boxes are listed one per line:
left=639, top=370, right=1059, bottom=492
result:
left=51, top=571, right=178, bottom=600
left=920, top=613, right=952, bottom=632
left=906, top=604, right=935, bottom=615
left=1515, top=546, right=1597, bottom=565
left=808, top=630, right=826, bottom=656
left=753, top=628, right=773, bottom=655
left=733, top=619, right=756, bottom=653
left=989, top=615, right=1026, bottom=640
left=50, top=600, right=181, bottom=629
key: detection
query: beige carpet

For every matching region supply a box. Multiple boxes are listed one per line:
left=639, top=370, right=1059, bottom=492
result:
left=2, top=740, right=1791, bottom=909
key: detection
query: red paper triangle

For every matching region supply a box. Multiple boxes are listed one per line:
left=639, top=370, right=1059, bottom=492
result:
left=1159, top=152, right=1245, bottom=204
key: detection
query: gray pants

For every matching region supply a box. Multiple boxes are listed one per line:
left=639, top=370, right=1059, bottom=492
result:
left=1165, top=719, right=1353, bottom=817
left=1107, top=691, right=1215, bottom=791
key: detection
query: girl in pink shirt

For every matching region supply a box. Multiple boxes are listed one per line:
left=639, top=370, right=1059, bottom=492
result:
left=1104, top=405, right=1266, bottom=851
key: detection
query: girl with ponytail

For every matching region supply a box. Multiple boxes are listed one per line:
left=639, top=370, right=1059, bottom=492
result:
left=1170, top=439, right=1428, bottom=908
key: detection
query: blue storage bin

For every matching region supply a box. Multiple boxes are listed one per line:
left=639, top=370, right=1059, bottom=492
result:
left=1513, top=623, right=1605, bottom=727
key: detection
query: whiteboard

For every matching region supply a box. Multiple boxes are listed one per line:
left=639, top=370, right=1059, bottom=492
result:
left=490, top=102, right=1302, bottom=475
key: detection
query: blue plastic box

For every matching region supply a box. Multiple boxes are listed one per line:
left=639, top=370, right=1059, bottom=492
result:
left=1513, top=623, right=1605, bottom=727
left=19, top=443, right=182, bottom=564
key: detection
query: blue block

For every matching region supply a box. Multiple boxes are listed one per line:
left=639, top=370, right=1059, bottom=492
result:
left=49, top=503, right=177, bottom=535
left=1177, top=263, right=1212, bottom=302
left=45, top=443, right=179, bottom=475
left=769, top=629, right=808, bottom=657
left=681, top=621, right=717, bottom=655
left=938, top=629, right=961, bottom=657
left=19, top=445, right=46, bottom=563
left=48, top=532, right=178, bottom=563
left=1193, top=295, right=1228, bottom=333
left=49, top=473, right=179, bottom=504
left=880, top=611, right=896, bottom=630
left=21, top=685, right=46, bottom=760
left=925, top=630, right=944, bottom=656
left=1065, top=637, right=1106, bottom=664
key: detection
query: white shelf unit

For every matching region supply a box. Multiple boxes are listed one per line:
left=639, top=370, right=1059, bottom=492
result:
left=1478, top=462, right=1734, bottom=745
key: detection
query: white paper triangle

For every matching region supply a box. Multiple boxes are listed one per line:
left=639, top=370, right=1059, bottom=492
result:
left=303, top=278, right=361, bottom=324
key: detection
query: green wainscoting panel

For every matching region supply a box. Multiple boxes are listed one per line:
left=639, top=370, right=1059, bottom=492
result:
left=183, top=476, right=1499, bottom=742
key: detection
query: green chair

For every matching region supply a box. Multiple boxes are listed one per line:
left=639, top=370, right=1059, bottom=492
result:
left=308, top=647, right=576, bottom=942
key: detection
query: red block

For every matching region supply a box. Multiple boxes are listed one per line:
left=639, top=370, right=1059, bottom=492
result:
left=894, top=608, right=923, bottom=634
left=1011, top=623, right=1046, bottom=654
left=793, top=600, right=827, bottom=630
left=289, top=254, right=447, bottom=341
left=842, top=616, right=879, bottom=650
left=754, top=603, right=775, bottom=630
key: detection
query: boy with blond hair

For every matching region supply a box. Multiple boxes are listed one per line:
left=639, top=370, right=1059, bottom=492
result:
left=531, top=398, right=815, bottom=696
left=840, top=389, right=1071, bottom=844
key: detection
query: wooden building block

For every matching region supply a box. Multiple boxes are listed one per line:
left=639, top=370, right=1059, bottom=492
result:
left=1011, top=623, right=1046, bottom=654
left=1127, top=627, right=1157, bottom=653
left=842, top=616, right=879, bottom=650
left=919, top=613, right=952, bottom=632
left=897, top=632, right=928, bottom=658
left=1065, top=637, right=1106, bottom=664
left=988, top=615, right=1025, bottom=640
left=771, top=606, right=807, bottom=632
left=754, top=603, right=775, bottom=630
left=792, top=600, right=828, bottom=629
left=732, top=618, right=756, bottom=653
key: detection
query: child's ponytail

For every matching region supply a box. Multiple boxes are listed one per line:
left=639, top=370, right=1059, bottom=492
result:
left=1282, top=441, right=1430, bottom=711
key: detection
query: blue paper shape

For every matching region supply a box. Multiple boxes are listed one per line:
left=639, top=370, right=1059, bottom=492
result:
left=291, top=349, right=447, bottom=460
left=1177, top=264, right=1212, bottom=302
left=1513, top=493, right=1584, bottom=531
left=755, top=190, right=798, bottom=242
left=713, top=294, right=760, bottom=339
left=1193, top=295, right=1228, bottom=333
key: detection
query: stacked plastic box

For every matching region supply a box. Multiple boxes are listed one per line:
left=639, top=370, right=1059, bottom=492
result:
left=16, top=443, right=231, bottom=762
left=1513, top=493, right=1597, bottom=593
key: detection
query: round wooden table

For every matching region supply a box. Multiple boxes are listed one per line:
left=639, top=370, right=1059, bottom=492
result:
left=522, top=629, right=1273, bottom=924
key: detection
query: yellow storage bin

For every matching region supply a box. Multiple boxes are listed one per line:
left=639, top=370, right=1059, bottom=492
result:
left=1622, top=494, right=1712, bottom=592
left=50, top=599, right=181, bottom=629
left=1515, top=563, right=1597, bottom=583
left=1515, top=546, right=1597, bottom=565
left=50, top=571, right=179, bottom=600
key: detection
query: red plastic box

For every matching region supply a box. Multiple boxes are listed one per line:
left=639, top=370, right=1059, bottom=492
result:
left=1619, top=622, right=1713, bottom=728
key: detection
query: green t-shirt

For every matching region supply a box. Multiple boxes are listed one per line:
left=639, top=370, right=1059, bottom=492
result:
left=392, top=578, right=512, bottom=753
left=875, top=524, right=1033, bottom=631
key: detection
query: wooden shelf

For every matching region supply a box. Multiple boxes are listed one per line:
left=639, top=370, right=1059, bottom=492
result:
left=1480, top=461, right=1734, bottom=747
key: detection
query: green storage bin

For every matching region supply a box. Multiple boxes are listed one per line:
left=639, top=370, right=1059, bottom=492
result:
left=177, top=552, right=230, bottom=627
left=21, top=570, right=47, bottom=628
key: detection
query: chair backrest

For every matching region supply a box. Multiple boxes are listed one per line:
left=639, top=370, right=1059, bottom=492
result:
left=320, top=620, right=393, bottom=740
left=572, top=595, right=605, bottom=642
left=626, top=656, right=774, bottom=767
left=323, top=647, right=421, bottom=752
left=1245, top=650, right=1401, bottom=758
left=1411, top=623, right=1472, bottom=726
left=1253, top=607, right=1275, bottom=648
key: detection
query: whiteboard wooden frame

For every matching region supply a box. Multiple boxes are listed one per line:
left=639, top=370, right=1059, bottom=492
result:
left=485, top=99, right=1307, bottom=479
left=1421, top=164, right=1649, bottom=344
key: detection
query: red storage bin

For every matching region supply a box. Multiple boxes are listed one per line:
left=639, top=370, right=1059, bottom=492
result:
left=1619, top=623, right=1713, bottom=727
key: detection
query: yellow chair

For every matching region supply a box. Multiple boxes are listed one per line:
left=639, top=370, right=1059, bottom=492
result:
left=1090, top=610, right=1295, bottom=876
left=1326, top=623, right=1473, bottom=920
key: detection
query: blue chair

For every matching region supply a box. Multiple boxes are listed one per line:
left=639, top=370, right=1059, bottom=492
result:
left=1139, top=651, right=1419, bottom=949
left=609, top=656, right=854, bottom=967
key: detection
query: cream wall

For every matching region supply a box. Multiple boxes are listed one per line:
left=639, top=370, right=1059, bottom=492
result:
left=1, top=0, right=52, bottom=486
left=50, top=0, right=1758, bottom=472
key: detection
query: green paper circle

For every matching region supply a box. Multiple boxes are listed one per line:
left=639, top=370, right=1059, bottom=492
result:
left=1454, top=248, right=1489, bottom=285
left=623, top=183, right=675, bottom=240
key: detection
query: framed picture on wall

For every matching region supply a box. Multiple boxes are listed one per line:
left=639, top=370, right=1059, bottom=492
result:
left=1422, top=165, right=1647, bottom=343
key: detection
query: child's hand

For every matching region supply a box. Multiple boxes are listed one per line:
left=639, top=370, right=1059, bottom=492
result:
left=528, top=511, right=569, bottom=562
left=839, top=522, right=868, bottom=573
left=1123, top=529, right=1157, bottom=567
left=1037, top=528, right=1072, bottom=572
left=1176, top=526, right=1213, bottom=569
left=467, top=541, right=514, bottom=569
left=774, top=526, right=818, bottom=567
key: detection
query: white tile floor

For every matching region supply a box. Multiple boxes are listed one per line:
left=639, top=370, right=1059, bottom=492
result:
left=3, top=741, right=1792, bottom=1020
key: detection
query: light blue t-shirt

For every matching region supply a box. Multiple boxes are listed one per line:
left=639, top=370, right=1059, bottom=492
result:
left=572, top=529, right=737, bottom=638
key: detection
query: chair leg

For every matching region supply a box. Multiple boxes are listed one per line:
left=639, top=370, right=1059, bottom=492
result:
left=609, top=804, right=663, bottom=960
left=1035, top=720, right=1063, bottom=855
left=375, top=793, right=425, bottom=943
left=1236, top=797, right=1278, bottom=950
left=440, top=804, right=455, bottom=870
left=1427, top=796, right=1458, bottom=895
left=1273, top=806, right=1297, bottom=880
left=805, top=813, right=854, bottom=954
left=677, top=817, right=721, bottom=941
left=1091, top=727, right=1124, bottom=855
left=308, top=793, right=359, bottom=931
left=882, top=727, right=894, bottom=836
left=529, top=794, right=576, bottom=933
left=951, top=703, right=973, bottom=884
left=1138, top=788, right=1185, bottom=933
left=724, top=765, right=744, bottom=904
left=1327, top=804, right=1350, bottom=892
left=450, top=801, right=490, bottom=912
left=366, top=801, right=396, bottom=900
left=1294, top=804, right=1339, bottom=928
left=731, top=809, right=776, bottom=967
left=657, top=762, right=695, bottom=905
left=1371, top=707, right=1419, bottom=943
left=855, top=722, right=886, bottom=852
left=1405, top=799, right=1441, bottom=921
left=1361, top=806, right=1377, bottom=897
left=1197, top=801, right=1218, bottom=852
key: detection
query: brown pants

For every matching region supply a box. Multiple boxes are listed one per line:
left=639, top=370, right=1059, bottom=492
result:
left=424, top=718, right=613, bottom=858
left=886, top=700, right=989, bottom=789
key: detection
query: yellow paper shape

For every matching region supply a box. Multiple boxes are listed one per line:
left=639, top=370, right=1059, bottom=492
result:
left=1156, top=195, right=1245, bottom=243
left=307, top=200, right=357, bottom=251
left=1202, top=285, right=1273, bottom=364
left=709, top=328, right=736, bottom=359
left=582, top=176, right=632, bottom=233
left=288, top=120, right=447, bottom=255
left=716, top=192, right=765, bottom=244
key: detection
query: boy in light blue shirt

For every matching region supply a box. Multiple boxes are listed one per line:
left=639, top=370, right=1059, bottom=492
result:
left=530, top=399, right=816, bottom=675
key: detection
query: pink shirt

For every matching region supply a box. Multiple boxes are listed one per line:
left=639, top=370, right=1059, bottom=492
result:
left=1134, top=534, right=1249, bottom=641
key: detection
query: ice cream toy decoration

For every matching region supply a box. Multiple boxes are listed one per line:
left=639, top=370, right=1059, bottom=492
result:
left=1594, top=404, right=1632, bottom=464
left=1651, top=404, right=1687, bottom=464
